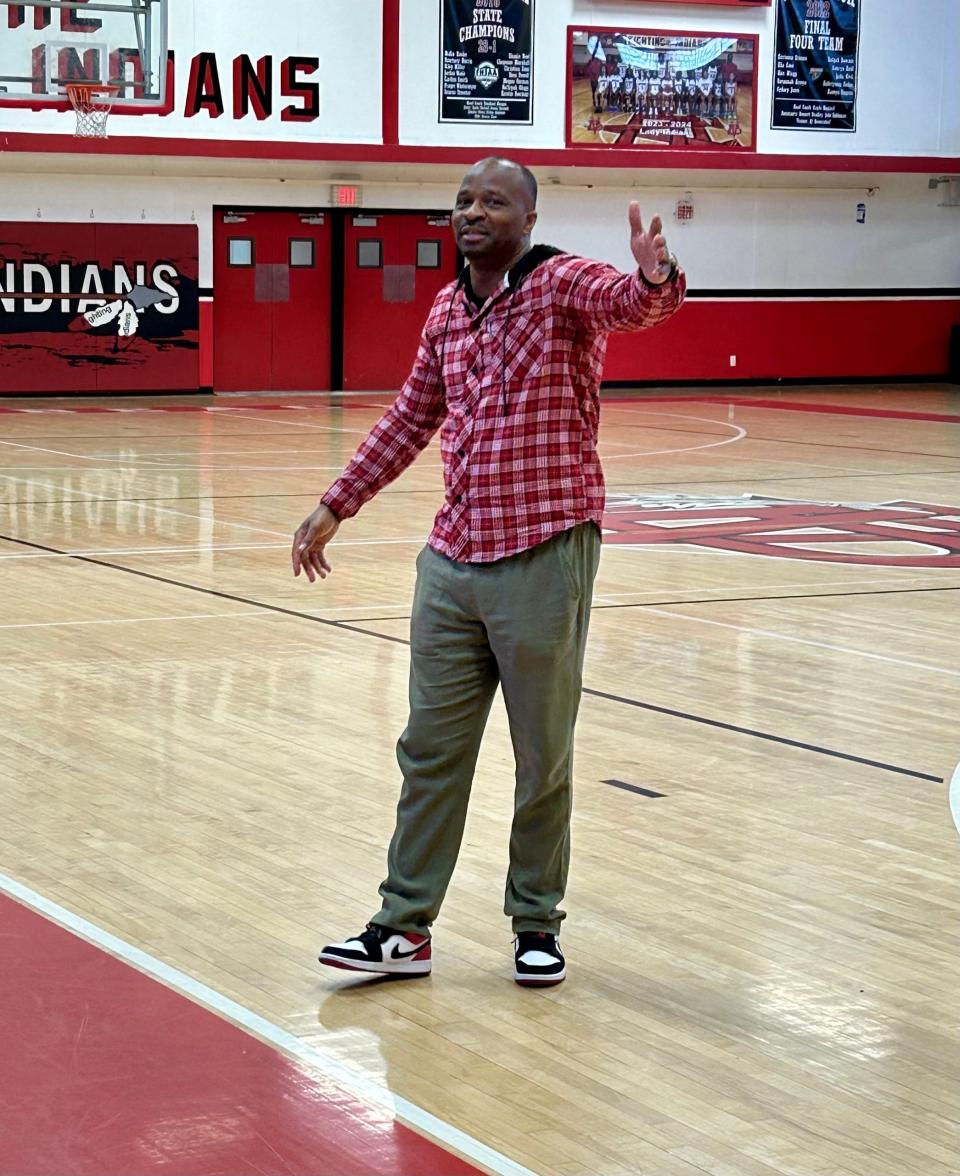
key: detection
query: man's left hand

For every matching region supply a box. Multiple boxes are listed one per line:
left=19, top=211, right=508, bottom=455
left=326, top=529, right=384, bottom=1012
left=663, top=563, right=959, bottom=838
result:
left=629, top=202, right=673, bottom=285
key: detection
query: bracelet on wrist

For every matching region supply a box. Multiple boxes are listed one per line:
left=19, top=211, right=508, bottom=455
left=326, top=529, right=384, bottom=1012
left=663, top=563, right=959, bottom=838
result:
left=639, top=254, right=679, bottom=288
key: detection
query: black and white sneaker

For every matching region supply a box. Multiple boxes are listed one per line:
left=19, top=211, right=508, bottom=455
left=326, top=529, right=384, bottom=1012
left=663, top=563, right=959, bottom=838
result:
left=318, top=923, right=432, bottom=976
left=513, top=931, right=565, bottom=987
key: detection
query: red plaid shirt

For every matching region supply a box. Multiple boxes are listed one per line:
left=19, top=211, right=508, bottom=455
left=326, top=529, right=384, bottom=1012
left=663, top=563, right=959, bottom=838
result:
left=322, top=251, right=686, bottom=563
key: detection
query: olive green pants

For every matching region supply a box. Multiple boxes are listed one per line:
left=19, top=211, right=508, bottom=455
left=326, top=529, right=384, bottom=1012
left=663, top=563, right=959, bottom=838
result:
left=372, top=522, right=602, bottom=935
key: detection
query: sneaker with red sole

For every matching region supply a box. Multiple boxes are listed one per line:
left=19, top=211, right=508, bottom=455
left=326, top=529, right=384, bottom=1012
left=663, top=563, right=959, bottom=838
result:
left=318, top=923, right=432, bottom=976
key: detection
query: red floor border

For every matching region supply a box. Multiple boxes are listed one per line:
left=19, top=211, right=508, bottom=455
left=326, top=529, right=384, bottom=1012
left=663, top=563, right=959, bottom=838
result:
left=0, top=892, right=487, bottom=1176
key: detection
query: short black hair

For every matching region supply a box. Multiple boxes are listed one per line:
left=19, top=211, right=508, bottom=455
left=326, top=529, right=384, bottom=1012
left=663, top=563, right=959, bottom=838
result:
left=470, top=157, right=538, bottom=208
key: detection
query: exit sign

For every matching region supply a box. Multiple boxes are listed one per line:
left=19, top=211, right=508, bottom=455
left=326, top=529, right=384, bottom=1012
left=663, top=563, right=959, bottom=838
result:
left=331, top=184, right=362, bottom=207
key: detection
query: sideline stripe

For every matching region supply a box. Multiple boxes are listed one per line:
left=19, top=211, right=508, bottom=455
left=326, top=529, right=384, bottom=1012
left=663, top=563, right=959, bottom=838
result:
left=950, top=761, right=960, bottom=839
left=0, top=872, right=538, bottom=1176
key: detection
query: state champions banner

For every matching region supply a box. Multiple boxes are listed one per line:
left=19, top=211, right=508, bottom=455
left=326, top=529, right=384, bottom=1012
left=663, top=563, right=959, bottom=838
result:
left=439, top=0, right=534, bottom=124
left=772, top=0, right=860, bottom=131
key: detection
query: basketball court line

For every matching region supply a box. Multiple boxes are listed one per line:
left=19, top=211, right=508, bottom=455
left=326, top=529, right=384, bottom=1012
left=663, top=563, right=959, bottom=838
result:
left=0, top=474, right=294, bottom=539
left=0, top=537, right=424, bottom=560
left=216, top=405, right=751, bottom=462
left=223, top=411, right=377, bottom=435
left=0, top=441, right=351, bottom=472
left=604, top=418, right=959, bottom=467
left=0, top=542, right=288, bottom=560
left=949, top=761, right=960, bottom=838
left=84, top=447, right=357, bottom=459
left=0, top=601, right=413, bottom=630
left=334, top=599, right=960, bottom=677
left=0, top=611, right=269, bottom=630
left=4, top=514, right=953, bottom=664
left=715, top=434, right=960, bottom=462
left=4, top=465, right=960, bottom=510
left=0, top=401, right=395, bottom=417
left=600, top=413, right=747, bottom=458
left=594, top=585, right=960, bottom=606
left=0, top=395, right=956, bottom=423
left=331, top=612, right=946, bottom=783
left=345, top=582, right=960, bottom=623
left=598, top=396, right=960, bottom=424
left=692, top=398, right=960, bottom=425
left=581, top=688, right=944, bottom=784
left=638, top=606, right=960, bottom=679
left=610, top=468, right=960, bottom=488
left=0, top=528, right=941, bottom=782
left=0, top=874, right=536, bottom=1176
left=0, top=463, right=352, bottom=472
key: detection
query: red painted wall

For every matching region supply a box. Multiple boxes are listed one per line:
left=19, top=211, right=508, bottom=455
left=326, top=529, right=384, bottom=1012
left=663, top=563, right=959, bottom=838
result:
left=604, top=297, right=959, bottom=382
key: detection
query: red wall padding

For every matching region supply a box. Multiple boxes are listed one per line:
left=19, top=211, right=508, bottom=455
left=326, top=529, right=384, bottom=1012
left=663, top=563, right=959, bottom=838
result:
left=604, top=298, right=960, bottom=382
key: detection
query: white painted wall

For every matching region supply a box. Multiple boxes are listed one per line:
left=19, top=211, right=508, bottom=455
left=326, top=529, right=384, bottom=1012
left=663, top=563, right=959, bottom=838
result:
left=3, top=169, right=957, bottom=292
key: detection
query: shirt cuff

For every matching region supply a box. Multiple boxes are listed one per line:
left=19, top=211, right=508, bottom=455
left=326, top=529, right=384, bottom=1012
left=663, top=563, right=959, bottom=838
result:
left=320, top=485, right=360, bottom=522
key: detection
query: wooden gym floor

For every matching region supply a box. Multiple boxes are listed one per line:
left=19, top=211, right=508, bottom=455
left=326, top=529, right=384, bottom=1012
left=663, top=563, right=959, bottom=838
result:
left=1, top=384, right=959, bottom=1176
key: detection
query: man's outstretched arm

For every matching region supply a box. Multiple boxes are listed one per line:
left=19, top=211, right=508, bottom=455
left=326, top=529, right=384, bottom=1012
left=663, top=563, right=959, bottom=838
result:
left=553, top=202, right=686, bottom=333
left=292, top=324, right=446, bottom=581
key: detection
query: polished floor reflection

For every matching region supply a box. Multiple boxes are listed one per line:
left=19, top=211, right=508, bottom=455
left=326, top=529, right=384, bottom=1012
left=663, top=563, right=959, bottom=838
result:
left=1, top=385, right=959, bottom=1176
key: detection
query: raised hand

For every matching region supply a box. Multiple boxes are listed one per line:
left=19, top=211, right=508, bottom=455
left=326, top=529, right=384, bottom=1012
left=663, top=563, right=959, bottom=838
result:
left=628, top=202, right=673, bottom=285
left=292, top=503, right=340, bottom=582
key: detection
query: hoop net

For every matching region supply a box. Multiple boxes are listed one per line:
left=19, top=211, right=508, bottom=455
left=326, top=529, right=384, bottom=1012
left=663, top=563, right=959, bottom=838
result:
left=66, top=84, right=119, bottom=139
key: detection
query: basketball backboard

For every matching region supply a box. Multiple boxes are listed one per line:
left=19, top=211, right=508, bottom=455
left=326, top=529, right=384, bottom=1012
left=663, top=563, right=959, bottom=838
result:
left=0, top=0, right=168, bottom=111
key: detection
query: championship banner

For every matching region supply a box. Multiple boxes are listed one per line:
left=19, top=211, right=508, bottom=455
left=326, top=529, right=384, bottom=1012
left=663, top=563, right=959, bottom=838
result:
left=568, top=27, right=757, bottom=151
left=439, top=0, right=534, bottom=124
left=772, top=0, right=859, bottom=131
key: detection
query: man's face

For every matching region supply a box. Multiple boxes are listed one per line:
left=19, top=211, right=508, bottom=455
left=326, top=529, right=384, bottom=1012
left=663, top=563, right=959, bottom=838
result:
left=452, top=163, right=537, bottom=266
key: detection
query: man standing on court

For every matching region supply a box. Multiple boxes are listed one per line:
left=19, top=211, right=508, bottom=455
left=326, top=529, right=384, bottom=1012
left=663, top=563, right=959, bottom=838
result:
left=292, top=157, right=685, bottom=986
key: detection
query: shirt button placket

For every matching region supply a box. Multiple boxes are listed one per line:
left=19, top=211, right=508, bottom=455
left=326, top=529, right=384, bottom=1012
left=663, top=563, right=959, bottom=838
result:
left=461, top=341, right=480, bottom=558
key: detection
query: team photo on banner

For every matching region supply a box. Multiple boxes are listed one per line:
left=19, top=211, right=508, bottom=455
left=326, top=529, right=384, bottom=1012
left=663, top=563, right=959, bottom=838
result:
left=568, top=27, right=757, bottom=150
left=772, top=0, right=860, bottom=130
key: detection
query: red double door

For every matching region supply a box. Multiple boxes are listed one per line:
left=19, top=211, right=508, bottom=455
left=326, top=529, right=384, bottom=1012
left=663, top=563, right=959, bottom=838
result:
left=214, top=210, right=454, bottom=392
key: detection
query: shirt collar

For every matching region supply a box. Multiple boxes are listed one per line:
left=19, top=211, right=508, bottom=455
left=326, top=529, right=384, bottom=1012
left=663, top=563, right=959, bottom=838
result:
left=461, top=244, right=565, bottom=310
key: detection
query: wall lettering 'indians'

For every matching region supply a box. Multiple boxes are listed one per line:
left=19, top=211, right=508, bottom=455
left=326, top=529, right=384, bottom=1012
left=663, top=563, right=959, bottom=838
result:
left=0, top=223, right=199, bottom=393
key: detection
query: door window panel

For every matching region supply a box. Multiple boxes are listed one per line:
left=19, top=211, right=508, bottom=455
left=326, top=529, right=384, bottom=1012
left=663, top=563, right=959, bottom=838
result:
left=356, top=239, right=383, bottom=269
left=228, top=238, right=254, bottom=267
left=416, top=240, right=441, bottom=269
left=289, top=238, right=315, bottom=268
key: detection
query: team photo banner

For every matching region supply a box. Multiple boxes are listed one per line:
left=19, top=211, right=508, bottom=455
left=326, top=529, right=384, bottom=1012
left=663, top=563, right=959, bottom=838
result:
left=772, top=0, right=860, bottom=131
left=567, top=27, right=757, bottom=151
left=439, top=0, right=534, bottom=124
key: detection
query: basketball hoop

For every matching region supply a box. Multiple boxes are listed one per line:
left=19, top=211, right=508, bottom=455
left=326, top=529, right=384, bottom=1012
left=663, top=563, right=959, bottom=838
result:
left=65, top=84, right=119, bottom=139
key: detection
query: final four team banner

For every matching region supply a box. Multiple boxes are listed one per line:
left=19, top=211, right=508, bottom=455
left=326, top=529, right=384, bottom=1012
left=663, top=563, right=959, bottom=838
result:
left=567, top=28, right=757, bottom=151
left=772, top=0, right=860, bottom=131
left=440, top=0, right=534, bottom=124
